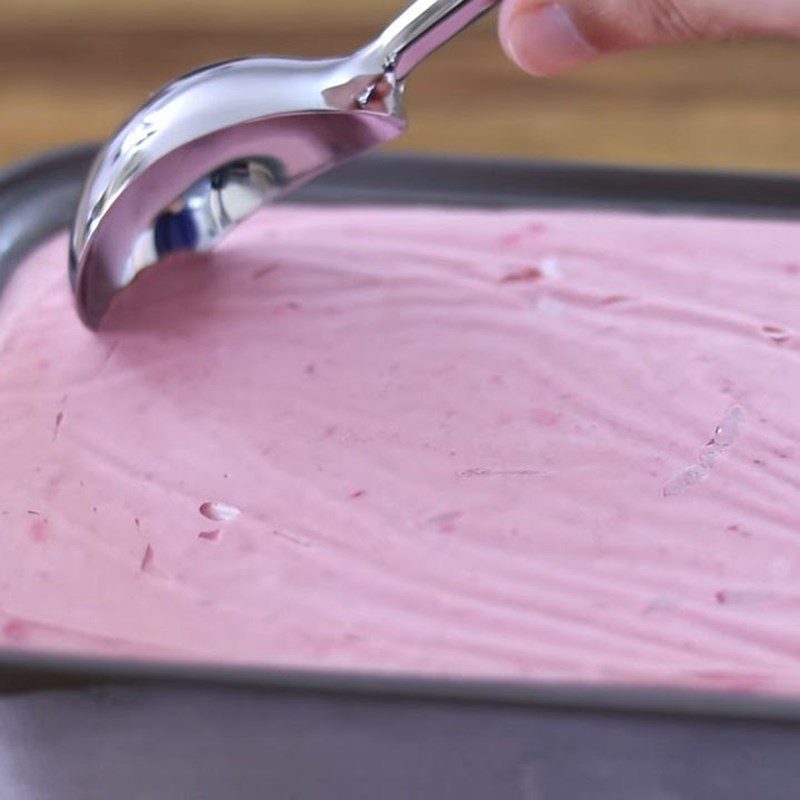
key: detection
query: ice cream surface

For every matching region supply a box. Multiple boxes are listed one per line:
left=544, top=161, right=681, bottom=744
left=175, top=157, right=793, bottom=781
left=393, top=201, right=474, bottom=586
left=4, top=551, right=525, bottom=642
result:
left=1, top=204, right=799, bottom=693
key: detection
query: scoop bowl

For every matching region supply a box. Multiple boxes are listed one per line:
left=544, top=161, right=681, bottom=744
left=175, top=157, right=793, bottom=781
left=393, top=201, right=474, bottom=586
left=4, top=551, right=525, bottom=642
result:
left=70, top=0, right=499, bottom=328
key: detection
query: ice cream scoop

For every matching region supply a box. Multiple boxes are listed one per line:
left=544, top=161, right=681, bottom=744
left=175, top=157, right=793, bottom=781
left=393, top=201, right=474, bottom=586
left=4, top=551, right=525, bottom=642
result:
left=69, top=0, right=499, bottom=328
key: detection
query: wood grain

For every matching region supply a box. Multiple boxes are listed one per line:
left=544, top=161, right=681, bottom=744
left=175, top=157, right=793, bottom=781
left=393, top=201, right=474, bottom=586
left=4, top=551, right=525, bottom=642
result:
left=3, top=1, right=800, bottom=172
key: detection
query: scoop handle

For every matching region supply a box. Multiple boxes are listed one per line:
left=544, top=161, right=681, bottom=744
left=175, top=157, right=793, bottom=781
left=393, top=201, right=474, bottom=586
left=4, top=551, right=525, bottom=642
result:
left=377, top=0, right=501, bottom=80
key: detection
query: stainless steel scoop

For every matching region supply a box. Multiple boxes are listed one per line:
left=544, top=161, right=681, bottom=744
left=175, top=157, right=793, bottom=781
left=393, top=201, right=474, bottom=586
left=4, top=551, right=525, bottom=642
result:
left=69, top=0, right=500, bottom=328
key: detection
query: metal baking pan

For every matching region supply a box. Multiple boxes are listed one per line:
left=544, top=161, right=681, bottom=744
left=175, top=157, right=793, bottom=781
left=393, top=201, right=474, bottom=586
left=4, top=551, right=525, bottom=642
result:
left=2, top=145, right=800, bottom=799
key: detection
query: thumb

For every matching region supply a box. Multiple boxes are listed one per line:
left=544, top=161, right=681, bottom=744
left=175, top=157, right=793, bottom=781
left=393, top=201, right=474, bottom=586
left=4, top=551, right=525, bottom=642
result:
left=499, top=0, right=800, bottom=75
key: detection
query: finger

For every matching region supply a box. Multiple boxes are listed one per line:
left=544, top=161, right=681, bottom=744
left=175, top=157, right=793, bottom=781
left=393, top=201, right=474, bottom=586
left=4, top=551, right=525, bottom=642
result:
left=499, top=0, right=800, bottom=75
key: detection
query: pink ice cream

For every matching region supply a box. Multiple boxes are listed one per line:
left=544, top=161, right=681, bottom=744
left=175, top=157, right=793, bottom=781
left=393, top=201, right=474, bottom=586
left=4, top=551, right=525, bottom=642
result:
left=1, top=205, right=799, bottom=693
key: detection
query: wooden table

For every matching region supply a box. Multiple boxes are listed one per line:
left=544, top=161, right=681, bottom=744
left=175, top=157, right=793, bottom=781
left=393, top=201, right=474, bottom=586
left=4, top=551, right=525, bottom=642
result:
left=3, top=0, right=800, bottom=172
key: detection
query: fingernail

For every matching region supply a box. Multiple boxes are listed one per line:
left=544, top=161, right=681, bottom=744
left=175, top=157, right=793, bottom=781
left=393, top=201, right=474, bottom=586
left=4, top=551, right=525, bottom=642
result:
left=501, top=2, right=597, bottom=75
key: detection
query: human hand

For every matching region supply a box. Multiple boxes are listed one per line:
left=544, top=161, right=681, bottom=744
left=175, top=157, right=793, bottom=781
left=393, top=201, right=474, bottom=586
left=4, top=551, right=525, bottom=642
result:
left=499, top=0, right=800, bottom=75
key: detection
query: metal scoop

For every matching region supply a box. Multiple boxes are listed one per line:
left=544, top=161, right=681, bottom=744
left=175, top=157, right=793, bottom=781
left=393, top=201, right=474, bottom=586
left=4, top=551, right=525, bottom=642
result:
left=69, top=0, right=500, bottom=328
